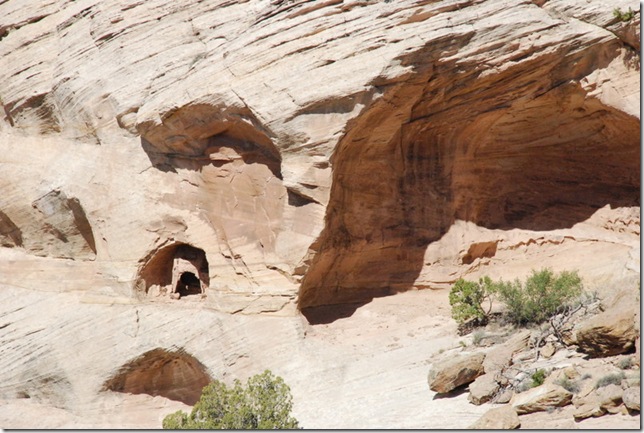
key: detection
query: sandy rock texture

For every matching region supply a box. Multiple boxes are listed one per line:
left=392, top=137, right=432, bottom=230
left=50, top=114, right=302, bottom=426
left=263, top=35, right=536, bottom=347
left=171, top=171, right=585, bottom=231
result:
left=511, top=383, right=573, bottom=414
left=471, top=405, right=521, bottom=429
left=0, top=0, right=639, bottom=428
left=428, top=352, right=485, bottom=393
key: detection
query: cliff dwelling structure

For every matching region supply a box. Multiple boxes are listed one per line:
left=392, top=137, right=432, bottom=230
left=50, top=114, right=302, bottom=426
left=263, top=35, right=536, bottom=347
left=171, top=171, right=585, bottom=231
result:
left=135, top=243, right=209, bottom=299
left=0, top=0, right=640, bottom=428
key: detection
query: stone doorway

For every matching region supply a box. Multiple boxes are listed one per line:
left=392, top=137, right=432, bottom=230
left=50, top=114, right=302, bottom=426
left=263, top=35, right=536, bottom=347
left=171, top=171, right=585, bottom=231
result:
left=135, top=242, right=210, bottom=300
left=170, top=244, right=209, bottom=298
left=176, top=272, right=202, bottom=297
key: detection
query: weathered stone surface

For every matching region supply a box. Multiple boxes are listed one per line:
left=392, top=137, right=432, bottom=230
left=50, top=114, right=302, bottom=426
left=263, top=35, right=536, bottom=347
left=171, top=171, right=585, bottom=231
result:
left=597, top=384, right=624, bottom=412
left=0, top=0, right=638, bottom=310
left=576, top=412, right=640, bottom=429
left=573, top=401, right=605, bottom=421
left=470, top=405, right=520, bottom=430
left=540, top=343, right=557, bottom=359
left=468, top=373, right=500, bottom=405
left=101, top=348, right=212, bottom=405
left=428, top=353, right=486, bottom=394
left=511, top=384, right=573, bottom=414
left=1, top=189, right=96, bottom=259
left=0, top=287, right=496, bottom=429
left=483, top=330, right=531, bottom=373
left=623, top=387, right=640, bottom=412
left=0, top=0, right=640, bottom=428
left=576, top=303, right=639, bottom=357
left=563, top=366, right=580, bottom=380
left=518, top=406, right=579, bottom=429
left=495, top=388, right=514, bottom=404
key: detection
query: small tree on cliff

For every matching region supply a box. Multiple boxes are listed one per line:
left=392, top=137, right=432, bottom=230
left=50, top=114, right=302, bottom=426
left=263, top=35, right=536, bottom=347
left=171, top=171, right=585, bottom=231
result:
left=494, top=268, right=582, bottom=325
left=449, top=276, right=496, bottom=325
left=449, top=268, right=584, bottom=327
left=163, top=370, right=300, bottom=429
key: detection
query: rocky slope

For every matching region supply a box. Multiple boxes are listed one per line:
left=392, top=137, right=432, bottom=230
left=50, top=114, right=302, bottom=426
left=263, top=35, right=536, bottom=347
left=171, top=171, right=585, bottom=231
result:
left=428, top=282, right=640, bottom=429
left=0, top=0, right=639, bottom=428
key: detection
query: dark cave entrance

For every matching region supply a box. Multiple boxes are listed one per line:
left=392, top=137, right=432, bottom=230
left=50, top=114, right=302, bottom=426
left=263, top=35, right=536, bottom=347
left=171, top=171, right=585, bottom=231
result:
left=176, top=272, right=202, bottom=297
left=298, top=43, right=640, bottom=323
left=135, top=242, right=210, bottom=299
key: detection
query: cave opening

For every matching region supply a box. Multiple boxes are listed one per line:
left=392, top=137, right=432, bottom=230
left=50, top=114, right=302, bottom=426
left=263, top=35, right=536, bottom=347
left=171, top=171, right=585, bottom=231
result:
left=135, top=242, right=210, bottom=299
left=298, top=48, right=640, bottom=323
left=102, top=348, right=212, bottom=405
left=177, top=272, right=202, bottom=297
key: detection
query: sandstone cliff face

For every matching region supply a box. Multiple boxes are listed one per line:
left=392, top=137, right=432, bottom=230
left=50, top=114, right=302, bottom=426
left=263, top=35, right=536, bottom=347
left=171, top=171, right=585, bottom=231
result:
left=0, top=0, right=639, bottom=428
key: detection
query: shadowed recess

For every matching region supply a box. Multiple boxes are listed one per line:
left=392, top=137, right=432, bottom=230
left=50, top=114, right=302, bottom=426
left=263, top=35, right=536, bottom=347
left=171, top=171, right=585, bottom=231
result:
left=29, top=189, right=97, bottom=259
left=138, top=104, right=282, bottom=178
left=0, top=210, right=23, bottom=247
left=102, top=348, right=212, bottom=405
left=135, top=242, right=209, bottom=297
left=298, top=39, right=640, bottom=323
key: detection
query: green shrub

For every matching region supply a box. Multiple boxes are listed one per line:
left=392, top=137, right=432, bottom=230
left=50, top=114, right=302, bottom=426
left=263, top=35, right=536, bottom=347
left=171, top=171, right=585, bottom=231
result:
left=555, top=377, right=580, bottom=393
left=162, top=370, right=299, bottom=429
left=516, top=369, right=549, bottom=393
left=494, top=269, right=582, bottom=325
left=531, top=369, right=547, bottom=388
left=449, top=276, right=496, bottom=324
left=613, top=7, right=635, bottom=21
left=595, top=372, right=625, bottom=389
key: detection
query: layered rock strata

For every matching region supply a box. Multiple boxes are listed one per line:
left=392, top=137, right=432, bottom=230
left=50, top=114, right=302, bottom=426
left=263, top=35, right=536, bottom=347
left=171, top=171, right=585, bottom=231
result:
left=0, top=0, right=639, bottom=428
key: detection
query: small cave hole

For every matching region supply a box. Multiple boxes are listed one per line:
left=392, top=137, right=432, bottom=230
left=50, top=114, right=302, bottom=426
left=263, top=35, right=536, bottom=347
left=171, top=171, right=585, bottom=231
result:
left=177, top=272, right=202, bottom=297
left=135, top=243, right=209, bottom=300
left=461, top=241, right=498, bottom=265
left=287, top=188, right=317, bottom=207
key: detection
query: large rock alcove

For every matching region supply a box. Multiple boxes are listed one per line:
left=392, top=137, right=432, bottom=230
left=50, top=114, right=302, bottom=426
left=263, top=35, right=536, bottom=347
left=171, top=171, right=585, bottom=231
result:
left=135, top=243, right=209, bottom=299
left=298, top=40, right=640, bottom=322
left=102, top=348, right=212, bottom=405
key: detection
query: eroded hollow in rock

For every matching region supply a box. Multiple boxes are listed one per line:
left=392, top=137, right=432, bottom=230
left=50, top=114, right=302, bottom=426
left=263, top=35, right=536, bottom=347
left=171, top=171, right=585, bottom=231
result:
left=299, top=43, right=640, bottom=322
left=135, top=243, right=209, bottom=299
left=462, top=241, right=498, bottom=265
left=0, top=210, right=22, bottom=247
left=23, top=189, right=97, bottom=259
left=102, top=348, right=212, bottom=405
left=138, top=105, right=282, bottom=179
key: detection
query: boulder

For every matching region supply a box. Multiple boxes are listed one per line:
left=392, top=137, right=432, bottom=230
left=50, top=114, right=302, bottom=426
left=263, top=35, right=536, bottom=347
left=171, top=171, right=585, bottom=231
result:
left=470, top=405, right=520, bottom=429
left=573, top=401, right=605, bottom=421
left=596, top=384, right=623, bottom=412
left=623, top=387, right=640, bottom=412
left=468, top=373, right=500, bottom=405
left=563, top=366, right=579, bottom=379
left=511, top=384, right=573, bottom=414
left=576, top=300, right=638, bottom=357
left=494, top=388, right=514, bottom=404
left=540, top=342, right=556, bottom=359
left=427, top=352, right=485, bottom=394
left=621, top=372, right=640, bottom=389
left=483, top=330, right=531, bottom=373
